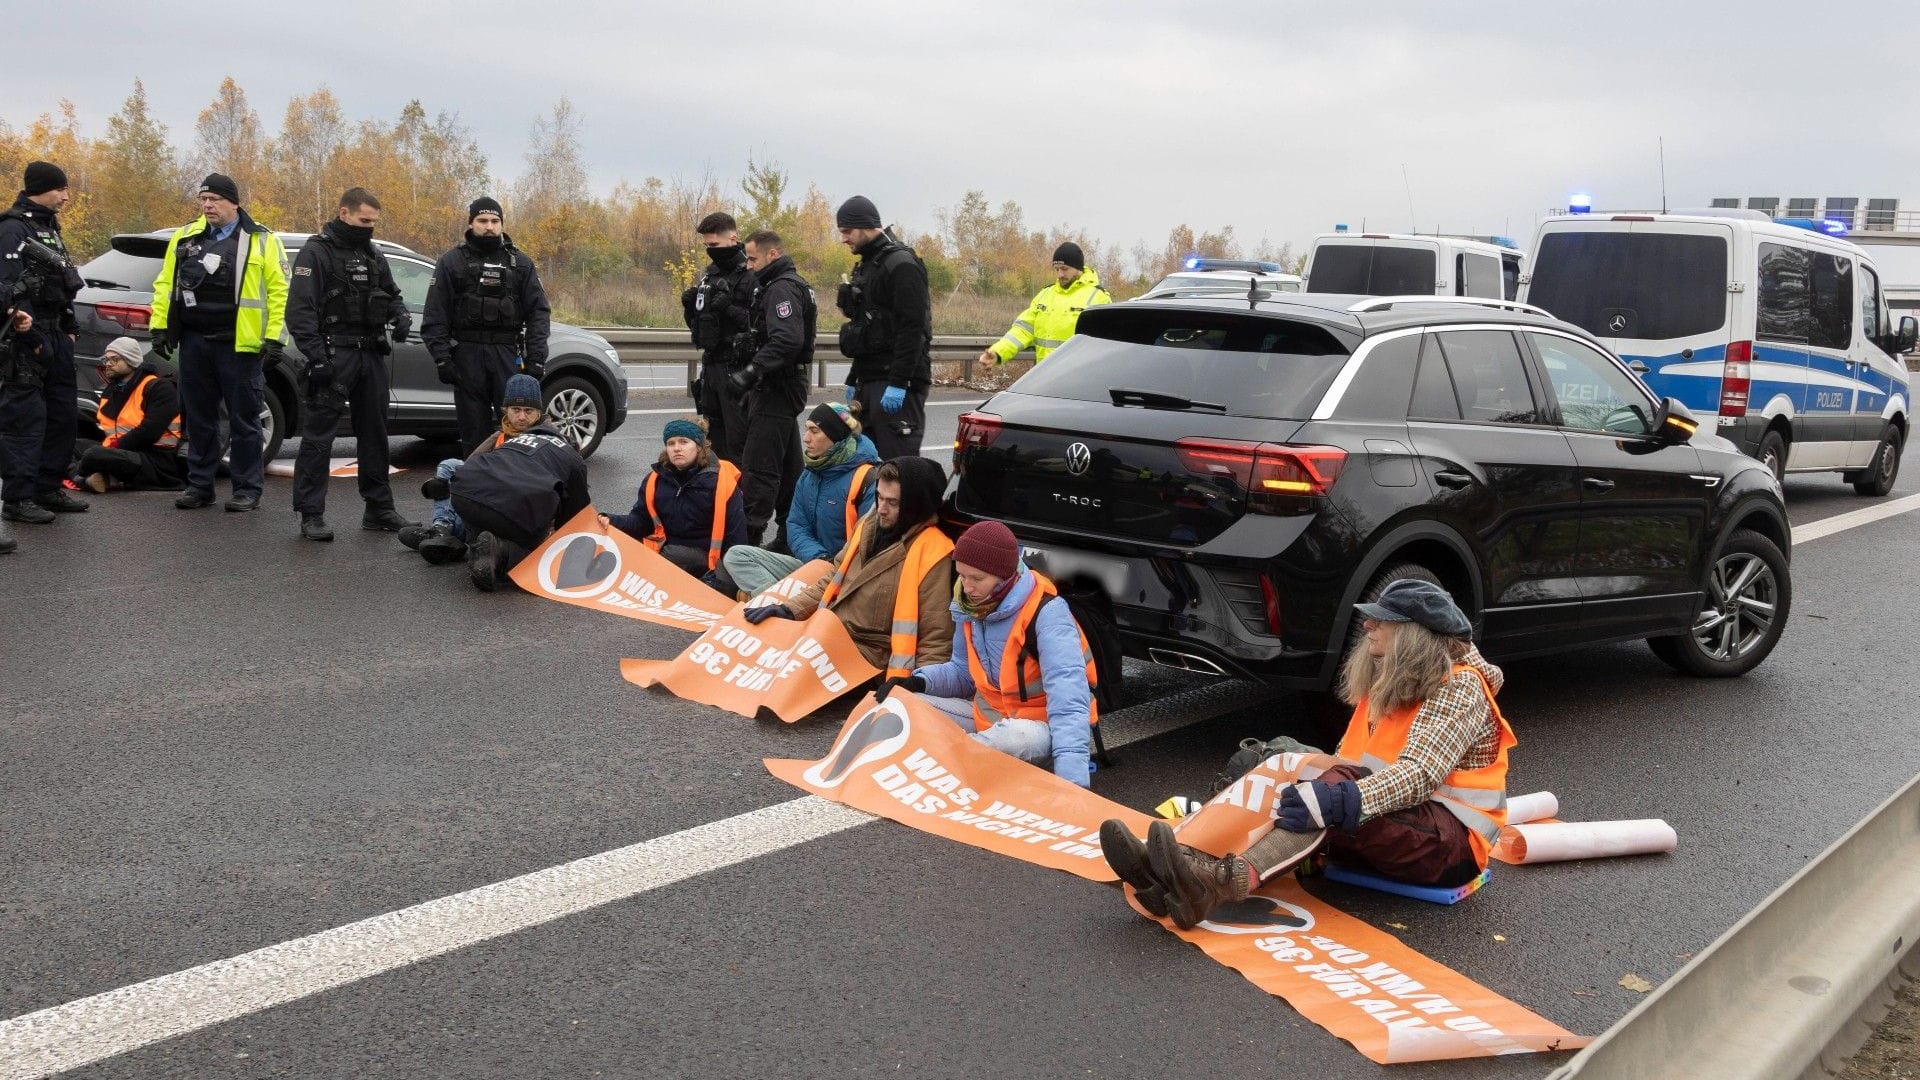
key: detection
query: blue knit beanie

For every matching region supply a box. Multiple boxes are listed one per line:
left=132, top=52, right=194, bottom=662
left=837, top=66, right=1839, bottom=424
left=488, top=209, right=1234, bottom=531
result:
left=502, top=373, right=542, bottom=410
left=663, top=418, right=705, bottom=445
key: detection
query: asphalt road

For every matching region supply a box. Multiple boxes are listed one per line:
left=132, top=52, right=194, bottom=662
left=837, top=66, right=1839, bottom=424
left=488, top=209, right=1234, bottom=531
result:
left=2, top=404, right=1917, bottom=1079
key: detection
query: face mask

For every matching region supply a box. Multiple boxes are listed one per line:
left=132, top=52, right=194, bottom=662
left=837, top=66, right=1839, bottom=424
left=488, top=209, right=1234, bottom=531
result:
left=707, top=244, right=743, bottom=266
left=333, top=221, right=374, bottom=245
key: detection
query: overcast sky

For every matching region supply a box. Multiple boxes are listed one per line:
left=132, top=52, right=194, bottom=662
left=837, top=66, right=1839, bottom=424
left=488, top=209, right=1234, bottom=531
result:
left=6, top=0, right=1918, bottom=259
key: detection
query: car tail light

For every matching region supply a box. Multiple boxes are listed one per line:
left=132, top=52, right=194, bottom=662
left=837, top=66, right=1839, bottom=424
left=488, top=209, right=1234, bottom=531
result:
left=1610, top=215, right=1657, bottom=222
left=95, top=302, right=151, bottom=332
left=1174, top=438, right=1347, bottom=511
left=1719, top=340, right=1753, bottom=418
left=953, top=411, right=1002, bottom=472
left=1259, top=573, right=1283, bottom=635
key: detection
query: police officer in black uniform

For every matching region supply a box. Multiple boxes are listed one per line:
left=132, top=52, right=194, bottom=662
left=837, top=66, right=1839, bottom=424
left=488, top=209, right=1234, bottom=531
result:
left=286, top=187, right=415, bottom=542
left=726, top=229, right=812, bottom=546
left=0, top=161, right=89, bottom=525
left=682, top=212, right=755, bottom=464
left=834, top=195, right=932, bottom=459
left=421, top=196, right=551, bottom=454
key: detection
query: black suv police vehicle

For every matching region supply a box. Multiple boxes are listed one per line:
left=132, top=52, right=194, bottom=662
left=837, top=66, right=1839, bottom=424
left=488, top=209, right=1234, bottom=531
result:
left=946, top=293, right=1792, bottom=693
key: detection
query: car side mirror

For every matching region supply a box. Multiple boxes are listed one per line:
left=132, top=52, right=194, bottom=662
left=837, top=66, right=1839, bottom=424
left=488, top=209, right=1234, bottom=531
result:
left=1897, top=315, right=1918, bottom=355
left=1653, top=397, right=1699, bottom=445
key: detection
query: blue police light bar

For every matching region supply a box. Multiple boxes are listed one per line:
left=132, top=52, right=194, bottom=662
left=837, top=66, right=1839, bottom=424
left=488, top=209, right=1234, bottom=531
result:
left=1489, top=236, right=1520, bottom=249
left=1187, top=258, right=1288, bottom=274
left=1334, top=223, right=1349, bottom=233
left=1775, top=217, right=1851, bottom=237
left=1184, top=256, right=1201, bottom=270
left=1569, top=192, right=1594, bottom=215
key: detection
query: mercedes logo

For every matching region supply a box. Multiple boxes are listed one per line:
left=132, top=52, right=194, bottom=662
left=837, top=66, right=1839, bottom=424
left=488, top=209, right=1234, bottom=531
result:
left=1608, top=314, right=1628, bottom=333
left=1065, top=442, right=1092, bottom=476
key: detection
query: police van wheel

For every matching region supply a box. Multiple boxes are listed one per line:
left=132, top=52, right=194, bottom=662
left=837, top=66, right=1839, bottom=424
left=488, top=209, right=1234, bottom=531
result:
left=542, top=376, right=605, bottom=459
left=1647, top=529, right=1790, bottom=677
left=1850, top=424, right=1901, bottom=497
left=1756, top=430, right=1787, bottom=487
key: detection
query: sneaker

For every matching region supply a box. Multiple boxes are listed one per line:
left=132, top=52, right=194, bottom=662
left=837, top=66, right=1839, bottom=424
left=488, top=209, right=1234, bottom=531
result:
left=362, top=507, right=413, bottom=532
left=468, top=532, right=501, bottom=591
left=2, top=501, right=55, bottom=524
left=224, top=494, right=259, bottom=513
left=1099, top=820, right=1168, bottom=919
left=176, top=490, right=215, bottom=509
left=33, top=489, right=89, bottom=513
left=398, top=523, right=438, bottom=550
left=418, top=531, right=468, bottom=565
left=82, top=473, right=109, bottom=495
left=300, top=514, right=334, bottom=542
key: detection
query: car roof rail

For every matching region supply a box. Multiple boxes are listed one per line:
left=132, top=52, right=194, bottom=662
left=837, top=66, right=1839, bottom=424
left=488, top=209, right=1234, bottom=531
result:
left=1346, top=295, right=1554, bottom=318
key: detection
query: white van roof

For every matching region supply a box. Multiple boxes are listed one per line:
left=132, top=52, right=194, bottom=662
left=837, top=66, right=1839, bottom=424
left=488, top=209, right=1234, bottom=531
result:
left=1534, top=213, right=1877, bottom=260
left=1313, top=233, right=1518, bottom=259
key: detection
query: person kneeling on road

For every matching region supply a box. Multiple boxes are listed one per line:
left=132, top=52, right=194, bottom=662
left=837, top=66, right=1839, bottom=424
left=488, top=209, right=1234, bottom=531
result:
left=434, top=384, right=591, bottom=591
left=742, top=456, right=954, bottom=679
left=1100, top=579, right=1516, bottom=929
left=882, top=520, right=1097, bottom=788
left=401, top=373, right=546, bottom=564
left=73, top=336, right=184, bottom=494
left=602, top=418, right=746, bottom=579
left=717, top=401, right=878, bottom=597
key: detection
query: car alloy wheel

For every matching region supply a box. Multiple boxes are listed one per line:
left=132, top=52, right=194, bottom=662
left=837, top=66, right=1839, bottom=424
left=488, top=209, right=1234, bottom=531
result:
left=545, top=386, right=598, bottom=449
left=1691, top=550, right=1778, bottom=662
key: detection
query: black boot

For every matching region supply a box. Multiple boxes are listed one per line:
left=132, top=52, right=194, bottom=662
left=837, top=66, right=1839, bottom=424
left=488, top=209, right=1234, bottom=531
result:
left=468, top=531, right=500, bottom=591
left=3, top=501, right=55, bottom=524
left=418, top=529, right=468, bottom=565
left=34, top=489, right=89, bottom=513
left=175, top=489, right=215, bottom=509
left=1100, top=820, right=1168, bottom=918
left=362, top=506, right=413, bottom=532
left=300, top=514, right=334, bottom=542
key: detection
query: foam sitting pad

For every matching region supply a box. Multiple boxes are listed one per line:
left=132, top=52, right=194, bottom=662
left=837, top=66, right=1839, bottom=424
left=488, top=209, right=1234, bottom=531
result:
left=1322, top=863, right=1490, bottom=905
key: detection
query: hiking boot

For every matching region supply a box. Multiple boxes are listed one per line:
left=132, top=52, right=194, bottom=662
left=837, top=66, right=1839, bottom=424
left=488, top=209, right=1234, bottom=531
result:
left=398, top=523, right=439, bottom=550
left=1100, top=819, right=1168, bottom=919
left=468, top=531, right=500, bottom=591
left=82, top=473, right=109, bottom=495
left=176, top=489, right=215, bottom=509
left=33, top=489, right=88, bottom=513
left=1147, top=820, right=1256, bottom=931
left=418, top=530, right=468, bottom=565
left=224, top=493, right=259, bottom=512
left=362, top=506, right=413, bottom=532
left=3, top=500, right=55, bottom=524
left=300, top=514, right=334, bottom=542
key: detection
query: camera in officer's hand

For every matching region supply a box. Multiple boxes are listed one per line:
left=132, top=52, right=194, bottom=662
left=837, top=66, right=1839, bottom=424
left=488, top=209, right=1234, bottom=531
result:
left=835, top=281, right=858, bottom=317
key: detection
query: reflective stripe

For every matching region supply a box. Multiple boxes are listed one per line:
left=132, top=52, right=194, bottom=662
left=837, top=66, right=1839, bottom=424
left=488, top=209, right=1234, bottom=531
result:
left=237, top=298, right=265, bottom=310
left=1436, top=783, right=1507, bottom=812
left=888, top=653, right=916, bottom=672
left=1437, top=798, right=1502, bottom=843
left=996, top=334, right=1025, bottom=351
left=1358, top=753, right=1392, bottom=773
left=1035, top=338, right=1067, bottom=349
left=971, top=693, right=1005, bottom=725
left=1012, top=320, right=1035, bottom=333
left=891, top=620, right=918, bottom=636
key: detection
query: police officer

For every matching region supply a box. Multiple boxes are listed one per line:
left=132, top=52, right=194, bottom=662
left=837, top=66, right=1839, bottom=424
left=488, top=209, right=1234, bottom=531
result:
left=681, top=212, right=755, bottom=464
left=149, top=172, right=291, bottom=514
left=286, top=187, right=415, bottom=542
left=726, top=229, right=811, bottom=546
left=0, top=161, right=89, bottom=525
left=834, top=195, right=932, bottom=459
left=421, top=196, right=551, bottom=454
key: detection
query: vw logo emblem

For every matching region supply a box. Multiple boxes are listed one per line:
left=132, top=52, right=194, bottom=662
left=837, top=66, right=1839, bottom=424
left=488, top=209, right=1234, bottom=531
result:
left=1608, top=313, right=1628, bottom=333
left=1065, top=442, right=1092, bottom=476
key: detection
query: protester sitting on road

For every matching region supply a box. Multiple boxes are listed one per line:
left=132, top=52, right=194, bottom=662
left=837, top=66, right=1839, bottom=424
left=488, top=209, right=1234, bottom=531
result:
left=72, top=337, right=184, bottom=494
left=401, top=373, right=546, bottom=565
left=601, top=418, right=747, bottom=579
left=743, top=456, right=955, bottom=679
left=435, top=384, right=592, bottom=592
left=716, top=401, right=878, bottom=597
left=882, top=520, right=1096, bottom=787
left=1100, top=579, right=1515, bottom=929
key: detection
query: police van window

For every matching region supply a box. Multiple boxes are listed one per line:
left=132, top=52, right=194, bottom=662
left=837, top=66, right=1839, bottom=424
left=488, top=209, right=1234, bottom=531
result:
left=1501, top=253, right=1522, bottom=301
left=389, top=258, right=433, bottom=313
left=1806, top=253, right=1852, bottom=352
left=1460, top=254, right=1502, bottom=299
left=1407, top=335, right=1460, bottom=420
left=1757, top=243, right=1813, bottom=343
left=1436, top=330, right=1541, bottom=424
left=1529, top=332, right=1654, bottom=435
left=1308, top=245, right=1436, bottom=295
left=1861, top=265, right=1884, bottom=341
left=1527, top=232, right=1727, bottom=340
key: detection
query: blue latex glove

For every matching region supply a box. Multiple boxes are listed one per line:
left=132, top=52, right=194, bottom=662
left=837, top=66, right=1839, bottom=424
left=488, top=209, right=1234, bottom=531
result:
left=742, top=604, right=794, bottom=625
left=1276, top=778, right=1362, bottom=833
left=843, top=384, right=858, bottom=403
left=881, top=385, right=907, bottom=413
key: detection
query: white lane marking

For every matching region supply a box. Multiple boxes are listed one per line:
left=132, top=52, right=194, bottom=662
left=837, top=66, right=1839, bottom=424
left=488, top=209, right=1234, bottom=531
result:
left=618, top=399, right=979, bottom=417
left=0, top=705, right=1213, bottom=1079
left=1791, top=492, right=1920, bottom=546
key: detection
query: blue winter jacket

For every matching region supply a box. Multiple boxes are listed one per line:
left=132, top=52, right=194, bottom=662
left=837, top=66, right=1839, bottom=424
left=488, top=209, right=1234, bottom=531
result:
left=786, top=435, right=881, bottom=563
left=913, top=565, right=1094, bottom=787
left=608, top=459, right=748, bottom=554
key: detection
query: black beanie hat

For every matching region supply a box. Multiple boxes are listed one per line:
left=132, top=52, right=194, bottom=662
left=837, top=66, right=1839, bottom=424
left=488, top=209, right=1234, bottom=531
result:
left=198, top=173, right=240, bottom=205
left=808, top=402, right=853, bottom=444
left=835, top=195, right=883, bottom=230
left=1051, top=242, right=1085, bottom=270
left=469, top=196, right=503, bottom=223
left=23, top=161, right=67, bottom=197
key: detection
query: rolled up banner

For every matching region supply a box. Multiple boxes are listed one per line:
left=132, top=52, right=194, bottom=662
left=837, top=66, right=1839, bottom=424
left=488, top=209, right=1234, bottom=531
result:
left=1496, top=819, right=1677, bottom=864
left=1506, top=791, right=1559, bottom=825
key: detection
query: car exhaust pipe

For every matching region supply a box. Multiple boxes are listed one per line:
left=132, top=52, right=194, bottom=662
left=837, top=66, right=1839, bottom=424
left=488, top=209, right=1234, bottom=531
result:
left=1147, top=648, right=1228, bottom=676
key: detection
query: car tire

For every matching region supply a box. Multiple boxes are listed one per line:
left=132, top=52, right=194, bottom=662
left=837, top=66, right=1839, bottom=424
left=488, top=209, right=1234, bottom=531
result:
left=1647, top=528, right=1790, bottom=677
left=259, top=383, right=286, bottom=465
left=1756, top=429, right=1787, bottom=486
left=543, top=375, right=606, bottom=459
left=1850, top=423, right=1901, bottom=497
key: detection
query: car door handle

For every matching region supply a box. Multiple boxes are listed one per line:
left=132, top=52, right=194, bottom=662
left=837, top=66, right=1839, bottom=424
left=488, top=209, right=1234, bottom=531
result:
left=1434, top=470, right=1473, bottom=489
left=1583, top=477, right=1616, bottom=492
left=1627, top=360, right=1650, bottom=374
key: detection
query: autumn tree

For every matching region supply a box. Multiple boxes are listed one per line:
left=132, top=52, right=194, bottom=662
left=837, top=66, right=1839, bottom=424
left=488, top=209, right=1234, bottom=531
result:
left=189, top=78, right=268, bottom=213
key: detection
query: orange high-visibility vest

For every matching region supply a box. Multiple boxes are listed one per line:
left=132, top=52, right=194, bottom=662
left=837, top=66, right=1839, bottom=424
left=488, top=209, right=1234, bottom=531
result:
left=961, top=570, right=1099, bottom=732
left=642, top=459, right=741, bottom=571
left=100, top=373, right=182, bottom=450
left=822, top=516, right=955, bottom=680
left=844, top=462, right=875, bottom=540
left=1336, top=664, right=1516, bottom=868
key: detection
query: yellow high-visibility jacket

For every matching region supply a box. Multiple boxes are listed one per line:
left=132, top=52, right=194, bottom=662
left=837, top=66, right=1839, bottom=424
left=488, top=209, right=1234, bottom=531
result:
left=150, top=214, right=289, bottom=354
left=988, top=268, right=1111, bottom=363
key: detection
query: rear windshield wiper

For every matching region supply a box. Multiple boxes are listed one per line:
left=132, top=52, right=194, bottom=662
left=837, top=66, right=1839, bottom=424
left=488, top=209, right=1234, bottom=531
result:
left=83, top=278, right=130, bottom=290
left=1109, top=387, right=1226, bottom=412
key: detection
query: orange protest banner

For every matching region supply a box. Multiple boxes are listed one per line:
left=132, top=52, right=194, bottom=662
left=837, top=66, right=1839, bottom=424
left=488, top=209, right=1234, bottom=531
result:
left=767, top=692, right=1154, bottom=881
left=508, top=506, right=736, bottom=632
left=622, top=600, right=878, bottom=723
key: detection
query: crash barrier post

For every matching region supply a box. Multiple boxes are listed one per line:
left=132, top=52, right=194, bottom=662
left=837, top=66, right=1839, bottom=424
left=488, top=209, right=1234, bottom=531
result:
left=1546, top=770, right=1920, bottom=1079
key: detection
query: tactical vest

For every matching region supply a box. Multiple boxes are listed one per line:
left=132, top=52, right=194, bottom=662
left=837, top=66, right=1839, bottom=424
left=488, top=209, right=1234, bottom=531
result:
left=750, top=266, right=817, bottom=372
left=694, top=263, right=751, bottom=359
left=843, top=241, right=929, bottom=361
left=313, top=235, right=394, bottom=337
left=175, top=227, right=241, bottom=327
left=452, top=245, right=523, bottom=343
left=1, top=209, right=80, bottom=311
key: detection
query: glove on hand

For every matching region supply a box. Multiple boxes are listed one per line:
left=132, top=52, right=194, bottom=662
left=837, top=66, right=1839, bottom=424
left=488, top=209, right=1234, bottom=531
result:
left=1276, top=778, right=1362, bottom=833
left=742, top=604, right=795, bottom=625
left=520, top=360, right=543, bottom=380
left=874, top=674, right=927, bottom=702
left=389, top=317, right=410, bottom=344
left=150, top=337, right=176, bottom=364
left=304, top=357, right=333, bottom=384
left=258, top=340, right=285, bottom=367
left=881, top=385, right=907, bottom=414
left=843, top=384, right=858, bottom=404
left=726, top=365, right=761, bottom=398
left=434, top=361, right=457, bottom=385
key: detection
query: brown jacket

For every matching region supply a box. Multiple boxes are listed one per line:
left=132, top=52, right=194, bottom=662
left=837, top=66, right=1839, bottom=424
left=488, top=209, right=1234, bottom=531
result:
left=787, top=515, right=955, bottom=672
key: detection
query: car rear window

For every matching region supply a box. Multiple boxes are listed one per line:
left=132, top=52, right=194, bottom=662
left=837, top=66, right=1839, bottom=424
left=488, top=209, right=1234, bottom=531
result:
left=1528, top=231, right=1728, bottom=340
left=1011, top=309, right=1349, bottom=420
left=1307, top=245, right=1437, bottom=295
left=78, top=248, right=163, bottom=292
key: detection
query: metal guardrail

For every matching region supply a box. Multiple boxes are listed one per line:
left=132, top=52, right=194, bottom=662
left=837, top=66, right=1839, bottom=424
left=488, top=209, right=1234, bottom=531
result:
left=1546, top=769, right=1920, bottom=1079
left=587, top=327, right=1019, bottom=388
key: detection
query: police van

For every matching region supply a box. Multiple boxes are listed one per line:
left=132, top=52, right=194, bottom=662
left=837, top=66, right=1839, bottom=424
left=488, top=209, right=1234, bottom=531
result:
left=1304, top=233, right=1524, bottom=300
left=1523, top=212, right=1916, bottom=494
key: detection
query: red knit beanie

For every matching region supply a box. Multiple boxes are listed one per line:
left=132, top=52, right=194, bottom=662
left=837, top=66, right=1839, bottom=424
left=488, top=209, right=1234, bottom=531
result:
left=953, top=520, right=1021, bottom=580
